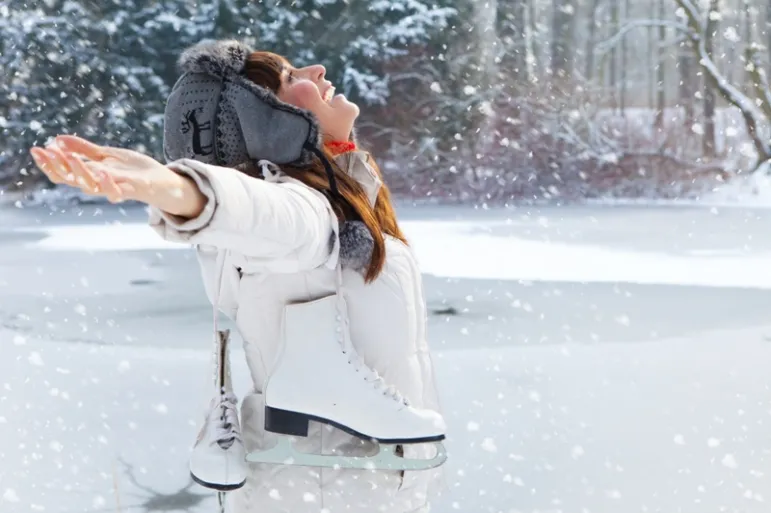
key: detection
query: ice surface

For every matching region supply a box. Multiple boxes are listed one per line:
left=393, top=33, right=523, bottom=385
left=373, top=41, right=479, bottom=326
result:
left=4, top=204, right=771, bottom=512
left=3, top=325, right=771, bottom=512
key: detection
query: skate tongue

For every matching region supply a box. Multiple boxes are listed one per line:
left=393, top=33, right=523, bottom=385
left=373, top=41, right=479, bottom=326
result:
left=212, top=391, right=241, bottom=449
left=338, top=292, right=409, bottom=406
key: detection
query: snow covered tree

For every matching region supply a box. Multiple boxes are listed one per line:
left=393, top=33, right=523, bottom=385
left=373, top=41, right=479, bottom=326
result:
left=676, top=0, right=771, bottom=169
left=497, top=0, right=530, bottom=84
left=0, top=0, right=455, bottom=190
left=0, top=0, right=208, bottom=188
left=5, top=0, right=753, bottom=202
left=251, top=0, right=456, bottom=105
left=354, top=0, right=477, bottom=161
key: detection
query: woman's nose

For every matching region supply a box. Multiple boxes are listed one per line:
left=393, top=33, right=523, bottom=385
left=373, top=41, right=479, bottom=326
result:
left=308, top=64, right=326, bottom=81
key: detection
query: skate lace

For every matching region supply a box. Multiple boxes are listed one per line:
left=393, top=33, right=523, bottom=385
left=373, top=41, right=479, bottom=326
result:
left=342, top=335, right=407, bottom=405
left=335, top=266, right=410, bottom=407
left=210, top=388, right=241, bottom=450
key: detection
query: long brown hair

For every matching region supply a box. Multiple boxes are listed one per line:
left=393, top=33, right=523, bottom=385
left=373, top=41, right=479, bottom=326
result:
left=243, top=51, right=407, bottom=282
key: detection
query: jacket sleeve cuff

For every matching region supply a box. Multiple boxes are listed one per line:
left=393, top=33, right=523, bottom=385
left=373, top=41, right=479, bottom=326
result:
left=148, top=160, right=217, bottom=240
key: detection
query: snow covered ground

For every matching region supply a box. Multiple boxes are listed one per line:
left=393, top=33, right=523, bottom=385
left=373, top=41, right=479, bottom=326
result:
left=3, top=202, right=771, bottom=513
left=589, top=167, right=771, bottom=211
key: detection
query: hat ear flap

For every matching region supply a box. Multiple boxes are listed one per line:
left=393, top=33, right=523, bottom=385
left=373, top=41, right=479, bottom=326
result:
left=163, top=73, right=225, bottom=164
left=224, top=75, right=321, bottom=166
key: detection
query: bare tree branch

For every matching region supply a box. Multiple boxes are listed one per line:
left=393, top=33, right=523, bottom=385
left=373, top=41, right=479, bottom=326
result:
left=596, top=20, right=688, bottom=57
left=675, top=0, right=705, bottom=34
left=669, top=0, right=771, bottom=165
left=747, top=46, right=771, bottom=121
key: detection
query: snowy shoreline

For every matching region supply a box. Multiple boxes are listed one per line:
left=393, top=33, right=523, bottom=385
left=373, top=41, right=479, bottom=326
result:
left=4, top=166, right=771, bottom=212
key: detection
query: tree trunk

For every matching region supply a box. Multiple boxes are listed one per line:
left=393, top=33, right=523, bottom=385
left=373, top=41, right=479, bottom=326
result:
left=609, top=0, right=619, bottom=110
left=474, top=0, right=498, bottom=90
left=743, top=0, right=753, bottom=90
left=497, top=0, right=529, bottom=83
left=677, top=9, right=694, bottom=124
left=585, top=0, right=601, bottom=80
left=702, top=0, right=719, bottom=158
left=654, top=0, right=666, bottom=127
left=767, top=0, right=771, bottom=62
left=528, top=0, right=541, bottom=80
left=648, top=7, right=655, bottom=109
left=620, top=0, right=629, bottom=113
left=525, top=0, right=537, bottom=81
left=473, top=0, right=499, bottom=160
left=551, top=0, right=574, bottom=80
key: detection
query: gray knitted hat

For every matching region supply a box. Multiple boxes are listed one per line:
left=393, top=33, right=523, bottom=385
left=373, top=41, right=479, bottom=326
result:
left=162, top=39, right=375, bottom=274
left=163, top=39, right=325, bottom=172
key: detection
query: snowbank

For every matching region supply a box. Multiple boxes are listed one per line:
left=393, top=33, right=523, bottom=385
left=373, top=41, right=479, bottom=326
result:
left=17, top=219, right=771, bottom=290
left=699, top=163, right=771, bottom=208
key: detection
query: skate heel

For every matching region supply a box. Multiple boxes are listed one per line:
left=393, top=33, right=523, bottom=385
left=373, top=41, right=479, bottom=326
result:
left=265, top=406, right=310, bottom=437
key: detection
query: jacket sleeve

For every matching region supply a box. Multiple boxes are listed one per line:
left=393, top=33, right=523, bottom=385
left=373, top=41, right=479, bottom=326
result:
left=148, top=159, right=337, bottom=271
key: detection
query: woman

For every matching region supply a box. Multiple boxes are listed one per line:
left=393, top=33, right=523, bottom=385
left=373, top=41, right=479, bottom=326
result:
left=29, top=39, right=446, bottom=512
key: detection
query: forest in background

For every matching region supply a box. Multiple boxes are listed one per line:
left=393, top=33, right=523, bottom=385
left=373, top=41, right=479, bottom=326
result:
left=2, top=0, right=771, bottom=204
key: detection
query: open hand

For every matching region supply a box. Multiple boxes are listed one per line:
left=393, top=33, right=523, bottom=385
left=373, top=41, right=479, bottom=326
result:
left=30, top=136, right=206, bottom=217
left=30, top=135, right=169, bottom=204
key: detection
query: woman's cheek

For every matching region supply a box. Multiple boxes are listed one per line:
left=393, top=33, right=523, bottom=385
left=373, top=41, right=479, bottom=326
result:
left=291, top=82, right=321, bottom=109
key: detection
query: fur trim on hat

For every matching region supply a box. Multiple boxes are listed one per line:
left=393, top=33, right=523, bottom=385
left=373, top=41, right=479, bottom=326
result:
left=178, top=39, right=253, bottom=78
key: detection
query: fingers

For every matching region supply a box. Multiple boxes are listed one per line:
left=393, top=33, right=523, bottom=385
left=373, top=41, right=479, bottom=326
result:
left=50, top=145, right=101, bottom=193
left=30, top=144, right=108, bottom=197
left=30, top=146, right=80, bottom=187
left=29, top=146, right=83, bottom=188
left=55, top=134, right=153, bottom=169
left=29, top=148, right=68, bottom=185
left=85, top=162, right=136, bottom=203
left=30, top=136, right=143, bottom=204
left=54, top=135, right=113, bottom=162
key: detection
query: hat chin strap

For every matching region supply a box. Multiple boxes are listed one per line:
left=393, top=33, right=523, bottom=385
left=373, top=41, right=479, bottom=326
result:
left=304, top=142, right=341, bottom=201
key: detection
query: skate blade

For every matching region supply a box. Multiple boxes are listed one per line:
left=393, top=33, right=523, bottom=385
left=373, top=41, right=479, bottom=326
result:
left=245, top=437, right=447, bottom=471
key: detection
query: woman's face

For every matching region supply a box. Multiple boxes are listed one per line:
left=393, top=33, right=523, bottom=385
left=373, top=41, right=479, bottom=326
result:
left=277, top=62, right=359, bottom=142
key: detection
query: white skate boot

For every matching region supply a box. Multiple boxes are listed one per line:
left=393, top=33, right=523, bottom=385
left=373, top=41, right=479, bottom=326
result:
left=247, top=293, right=448, bottom=471
left=190, top=329, right=248, bottom=490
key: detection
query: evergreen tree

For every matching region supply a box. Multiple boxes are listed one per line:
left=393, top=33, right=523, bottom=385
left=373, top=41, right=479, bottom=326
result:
left=0, top=0, right=454, bottom=189
left=253, top=0, right=455, bottom=105
left=0, top=0, right=203, bottom=186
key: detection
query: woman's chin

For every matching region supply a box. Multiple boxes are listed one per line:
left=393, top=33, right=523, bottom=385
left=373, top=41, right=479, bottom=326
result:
left=331, top=95, right=360, bottom=118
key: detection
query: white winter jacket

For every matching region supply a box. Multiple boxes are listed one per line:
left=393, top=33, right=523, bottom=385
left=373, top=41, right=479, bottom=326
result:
left=148, top=151, right=444, bottom=513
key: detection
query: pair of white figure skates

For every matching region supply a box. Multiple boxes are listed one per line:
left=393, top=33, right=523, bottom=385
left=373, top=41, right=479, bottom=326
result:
left=189, top=294, right=448, bottom=493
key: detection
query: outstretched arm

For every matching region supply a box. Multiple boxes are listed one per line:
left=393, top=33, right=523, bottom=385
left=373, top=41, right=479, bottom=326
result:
left=30, top=135, right=207, bottom=218
left=148, top=158, right=335, bottom=269
left=30, top=136, right=335, bottom=270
